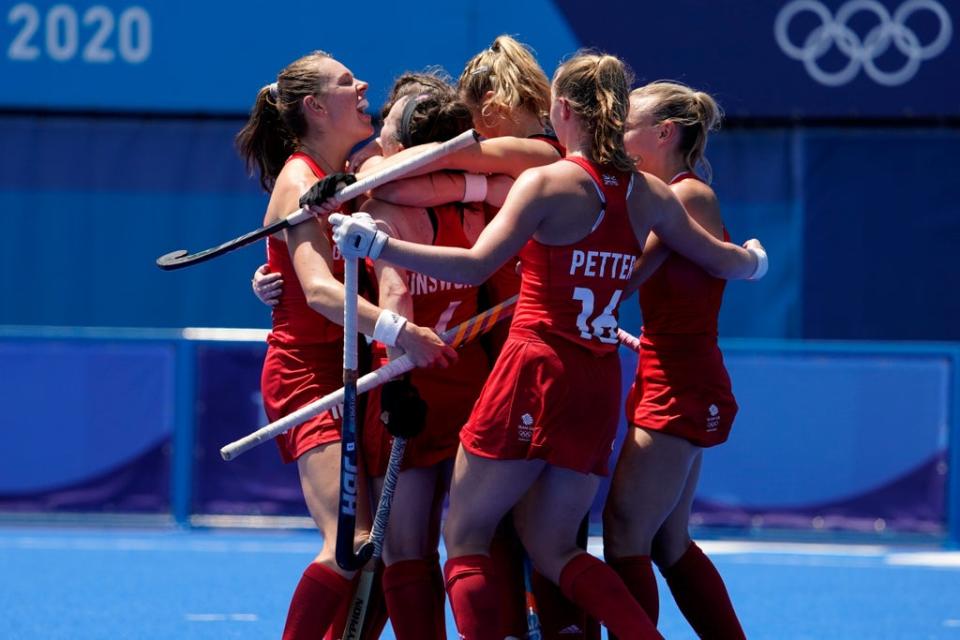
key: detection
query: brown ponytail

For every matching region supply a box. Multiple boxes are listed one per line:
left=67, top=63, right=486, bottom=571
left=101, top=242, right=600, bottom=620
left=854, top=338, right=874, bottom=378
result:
left=235, top=50, right=332, bottom=192
left=553, top=51, right=635, bottom=173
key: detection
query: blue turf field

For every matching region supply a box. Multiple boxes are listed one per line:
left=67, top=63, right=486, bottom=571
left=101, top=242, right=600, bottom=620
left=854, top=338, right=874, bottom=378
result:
left=1, top=526, right=958, bottom=639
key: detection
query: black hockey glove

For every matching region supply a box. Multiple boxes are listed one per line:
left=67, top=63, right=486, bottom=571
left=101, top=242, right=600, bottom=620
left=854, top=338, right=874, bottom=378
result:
left=299, top=172, right=357, bottom=208
left=379, top=375, right=428, bottom=439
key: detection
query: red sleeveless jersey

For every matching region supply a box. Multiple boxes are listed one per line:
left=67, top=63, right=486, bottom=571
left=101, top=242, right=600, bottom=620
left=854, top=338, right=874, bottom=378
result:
left=405, top=204, right=481, bottom=330
left=638, top=172, right=727, bottom=338
left=482, top=133, right=566, bottom=306
left=266, top=153, right=346, bottom=347
left=363, top=203, right=489, bottom=474
left=511, top=157, right=641, bottom=355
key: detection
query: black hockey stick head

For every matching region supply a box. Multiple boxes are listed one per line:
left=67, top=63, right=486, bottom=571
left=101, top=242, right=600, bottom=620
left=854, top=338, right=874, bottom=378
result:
left=156, top=217, right=291, bottom=271
left=156, top=250, right=191, bottom=270
left=336, top=539, right=374, bottom=572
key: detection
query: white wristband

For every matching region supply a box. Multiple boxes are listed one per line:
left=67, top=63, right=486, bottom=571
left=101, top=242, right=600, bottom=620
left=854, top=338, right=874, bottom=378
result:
left=746, top=246, right=768, bottom=281
left=462, top=173, right=488, bottom=203
left=369, top=230, right=389, bottom=260
left=373, top=309, right=408, bottom=347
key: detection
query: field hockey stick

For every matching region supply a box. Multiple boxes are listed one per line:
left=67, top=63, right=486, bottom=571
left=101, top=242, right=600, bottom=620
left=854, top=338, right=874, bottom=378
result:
left=342, top=435, right=406, bottom=640
left=156, top=129, right=480, bottom=270
left=523, top=554, right=543, bottom=640
left=220, top=293, right=518, bottom=461
left=336, top=254, right=372, bottom=571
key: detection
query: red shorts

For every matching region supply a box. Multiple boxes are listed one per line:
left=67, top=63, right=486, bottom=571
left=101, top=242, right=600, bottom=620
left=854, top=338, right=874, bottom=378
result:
left=461, top=327, right=621, bottom=476
left=626, top=335, right=737, bottom=448
left=262, top=341, right=344, bottom=463
left=363, top=342, right=489, bottom=475
left=481, top=261, right=522, bottom=357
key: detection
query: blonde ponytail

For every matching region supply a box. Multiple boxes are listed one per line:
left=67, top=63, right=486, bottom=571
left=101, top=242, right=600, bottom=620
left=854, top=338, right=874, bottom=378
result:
left=458, top=35, right=550, bottom=126
left=631, top=81, right=723, bottom=182
left=553, top=51, right=635, bottom=172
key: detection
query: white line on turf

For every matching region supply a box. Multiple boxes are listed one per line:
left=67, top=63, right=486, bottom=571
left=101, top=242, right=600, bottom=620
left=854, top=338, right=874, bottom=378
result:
left=185, top=613, right=259, bottom=622
left=588, top=537, right=960, bottom=569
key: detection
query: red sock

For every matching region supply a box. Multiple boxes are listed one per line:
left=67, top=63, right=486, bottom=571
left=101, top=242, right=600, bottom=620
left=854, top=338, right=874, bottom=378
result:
left=558, top=553, right=662, bottom=640
left=283, top=563, right=351, bottom=640
left=321, top=564, right=389, bottom=640
left=444, top=554, right=502, bottom=640
left=323, top=572, right=357, bottom=640
left=584, top=615, right=601, bottom=640
left=609, top=556, right=660, bottom=624
left=428, top=552, right=447, bottom=639
left=384, top=559, right=444, bottom=640
left=531, top=568, right=589, bottom=639
left=662, top=543, right=745, bottom=640
left=490, top=518, right=527, bottom=638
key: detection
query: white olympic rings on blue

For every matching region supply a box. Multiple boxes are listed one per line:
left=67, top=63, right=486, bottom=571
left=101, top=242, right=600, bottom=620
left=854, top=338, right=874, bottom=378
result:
left=774, top=0, right=953, bottom=86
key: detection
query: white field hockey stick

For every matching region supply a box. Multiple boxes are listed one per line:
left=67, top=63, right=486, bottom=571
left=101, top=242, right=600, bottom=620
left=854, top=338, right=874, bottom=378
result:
left=220, top=294, right=518, bottom=460
left=156, top=129, right=481, bottom=270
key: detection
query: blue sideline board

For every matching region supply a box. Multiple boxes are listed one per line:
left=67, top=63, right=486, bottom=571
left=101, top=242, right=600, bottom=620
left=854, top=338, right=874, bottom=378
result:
left=1, top=331, right=957, bottom=544
left=1, top=0, right=957, bottom=117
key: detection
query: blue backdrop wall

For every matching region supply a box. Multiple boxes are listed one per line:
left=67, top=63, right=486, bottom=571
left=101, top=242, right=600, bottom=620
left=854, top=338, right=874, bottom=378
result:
left=2, top=117, right=958, bottom=342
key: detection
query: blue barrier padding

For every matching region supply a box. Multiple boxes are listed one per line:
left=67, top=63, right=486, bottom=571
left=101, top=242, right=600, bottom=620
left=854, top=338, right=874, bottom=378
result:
left=703, top=351, right=948, bottom=507
left=950, top=348, right=960, bottom=547
left=192, top=344, right=306, bottom=517
left=0, top=329, right=957, bottom=540
left=0, top=340, right=175, bottom=493
left=171, top=341, right=196, bottom=527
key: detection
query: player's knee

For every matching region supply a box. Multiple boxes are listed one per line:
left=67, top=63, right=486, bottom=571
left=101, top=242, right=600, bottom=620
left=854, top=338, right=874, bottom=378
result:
left=383, top=530, right=431, bottom=564
left=603, top=505, right=657, bottom=553
left=442, top=515, right=490, bottom=556
left=526, top=543, right=582, bottom=585
left=651, top=531, right=692, bottom=569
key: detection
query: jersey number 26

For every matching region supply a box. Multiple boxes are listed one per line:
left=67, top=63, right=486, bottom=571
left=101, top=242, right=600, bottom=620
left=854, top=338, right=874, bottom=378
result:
left=572, top=287, right=621, bottom=344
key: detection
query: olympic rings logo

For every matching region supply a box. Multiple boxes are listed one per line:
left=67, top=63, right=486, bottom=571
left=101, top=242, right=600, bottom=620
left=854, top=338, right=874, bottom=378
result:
left=774, top=0, right=953, bottom=86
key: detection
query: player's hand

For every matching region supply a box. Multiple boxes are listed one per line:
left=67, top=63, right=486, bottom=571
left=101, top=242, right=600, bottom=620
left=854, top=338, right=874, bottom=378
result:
left=299, top=172, right=356, bottom=208
left=396, top=323, right=458, bottom=369
left=329, top=212, right=390, bottom=259
left=379, top=375, right=428, bottom=439
left=485, top=174, right=515, bottom=208
left=251, top=264, right=283, bottom=306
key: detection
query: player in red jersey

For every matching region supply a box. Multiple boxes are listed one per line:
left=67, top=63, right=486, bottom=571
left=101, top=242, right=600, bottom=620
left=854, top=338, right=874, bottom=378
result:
left=373, top=35, right=565, bottom=340
left=365, top=40, right=577, bottom=639
left=250, top=72, right=506, bottom=640
left=286, top=41, right=572, bottom=637
left=602, top=81, right=749, bottom=639
left=360, top=85, right=494, bottom=640
left=327, top=52, right=767, bottom=640
left=249, top=70, right=458, bottom=306
left=235, top=51, right=456, bottom=640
